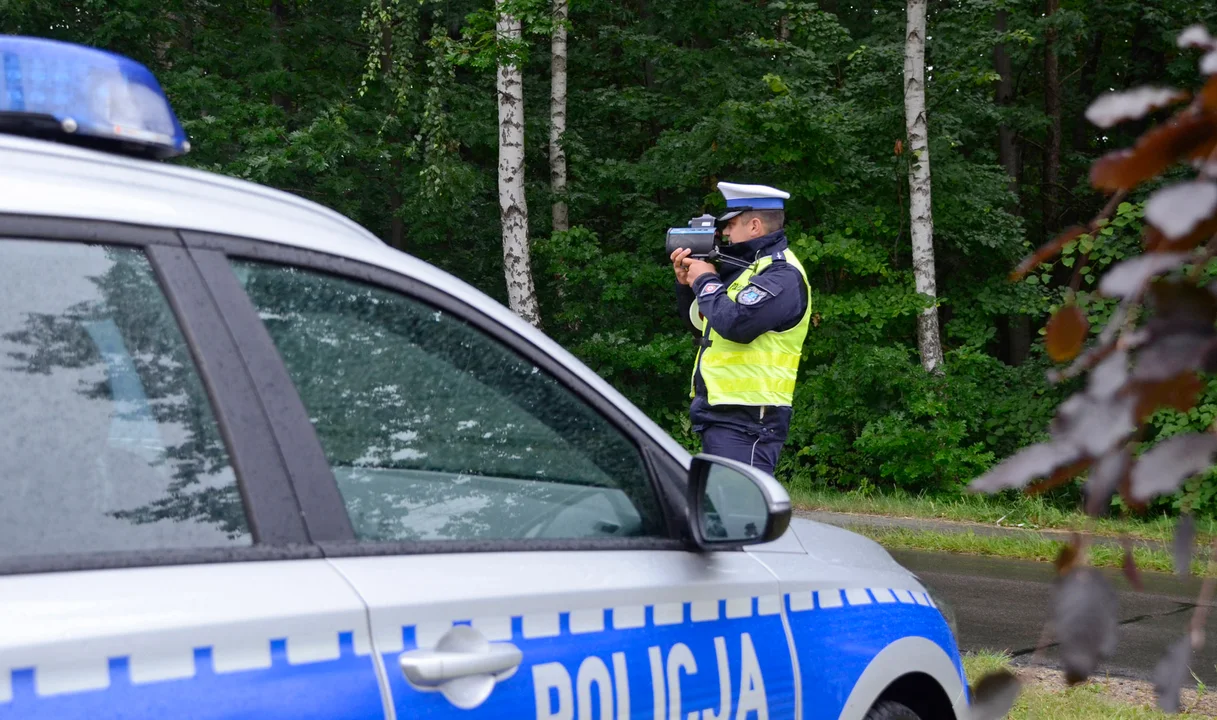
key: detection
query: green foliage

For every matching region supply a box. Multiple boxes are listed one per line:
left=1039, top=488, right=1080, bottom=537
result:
left=12, top=0, right=1217, bottom=518
left=1131, top=379, right=1217, bottom=518
left=1032, top=201, right=1145, bottom=337
left=784, top=343, right=1058, bottom=494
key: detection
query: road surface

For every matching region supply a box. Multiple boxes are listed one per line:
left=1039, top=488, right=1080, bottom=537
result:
left=890, top=549, right=1216, bottom=685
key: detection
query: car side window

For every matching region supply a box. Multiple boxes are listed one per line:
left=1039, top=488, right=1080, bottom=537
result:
left=230, top=260, right=667, bottom=543
left=0, top=240, right=251, bottom=559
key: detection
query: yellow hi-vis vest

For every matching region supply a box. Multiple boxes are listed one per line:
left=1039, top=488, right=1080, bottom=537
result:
left=690, top=250, right=811, bottom=406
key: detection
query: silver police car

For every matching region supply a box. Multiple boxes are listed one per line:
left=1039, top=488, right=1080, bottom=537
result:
left=0, top=36, right=969, bottom=720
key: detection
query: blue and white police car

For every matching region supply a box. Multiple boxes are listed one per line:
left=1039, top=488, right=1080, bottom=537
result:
left=0, top=36, right=970, bottom=720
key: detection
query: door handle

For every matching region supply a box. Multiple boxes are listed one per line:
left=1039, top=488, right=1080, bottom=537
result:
left=398, top=625, right=522, bottom=709
left=400, top=641, right=522, bottom=685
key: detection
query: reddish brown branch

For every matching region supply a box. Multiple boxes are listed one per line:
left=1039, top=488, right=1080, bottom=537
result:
left=1011, top=190, right=1128, bottom=281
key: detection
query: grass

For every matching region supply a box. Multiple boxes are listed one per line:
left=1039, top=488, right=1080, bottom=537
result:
left=790, top=485, right=1217, bottom=547
left=851, top=526, right=1209, bottom=576
left=962, top=651, right=1185, bottom=719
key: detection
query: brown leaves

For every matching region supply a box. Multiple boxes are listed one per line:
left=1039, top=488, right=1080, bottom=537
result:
left=894, top=138, right=903, bottom=156
left=1153, top=635, right=1194, bottom=713
left=1202, top=75, right=1217, bottom=113
left=1145, top=181, right=1217, bottom=242
left=1046, top=304, right=1089, bottom=362
left=1146, top=279, right=1217, bottom=337
left=1091, top=112, right=1217, bottom=192
left=1085, top=87, right=1189, bottom=129
left=968, top=442, right=1081, bottom=493
left=1127, top=281, right=1217, bottom=417
left=1133, top=372, right=1203, bottom=422
left=1132, top=334, right=1217, bottom=383
left=1098, top=253, right=1188, bottom=298
left=1141, top=180, right=1217, bottom=253
left=969, top=371, right=1137, bottom=497
left=1157, top=214, right=1217, bottom=253
left=979, top=35, right=1217, bottom=707
left=1085, top=448, right=1130, bottom=517
left=969, top=669, right=1022, bottom=720
left=1129, top=433, right=1217, bottom=503
left=1054, top=567, right=1119, bottom=684
left=1088, top=349, right=1128, bottom=398
left=1055, top=536, right=1081, bottom=575
left=1178, top=25, right=1216, bottom=50
left=1029, top=458, right=1092, bottom=495
left=1059, top=394, right=1137, bottom=458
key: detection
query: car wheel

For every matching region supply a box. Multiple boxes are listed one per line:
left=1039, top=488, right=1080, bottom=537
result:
left=864, top=700, right=922, bottom=720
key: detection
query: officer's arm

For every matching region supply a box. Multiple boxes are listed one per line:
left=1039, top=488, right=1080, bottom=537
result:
left=675, top=281, right=699, bottom=334
left=690, top=265, right=806, bottom=344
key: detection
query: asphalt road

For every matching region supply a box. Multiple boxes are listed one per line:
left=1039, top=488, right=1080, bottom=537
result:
left=890, top=549, right=1217, bottom=685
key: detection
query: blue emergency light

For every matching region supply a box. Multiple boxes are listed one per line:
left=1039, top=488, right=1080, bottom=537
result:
left=0, top=35, right=189, bottom=159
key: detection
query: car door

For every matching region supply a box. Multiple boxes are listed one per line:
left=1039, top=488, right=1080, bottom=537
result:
left=186, top=236, right=801, bottom=720
left=0, top=221, right=386, bottom=720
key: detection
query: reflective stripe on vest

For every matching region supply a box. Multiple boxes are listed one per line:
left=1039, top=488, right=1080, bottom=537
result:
left=690, top=250, right=811, bottom=407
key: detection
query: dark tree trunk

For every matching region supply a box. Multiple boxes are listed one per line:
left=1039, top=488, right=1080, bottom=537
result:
left=270, top=0, right=291, bottom=111
left=389, top=162, right=404, bottom=250
left=1066, top=28, right=1104, bottom=223
left=377, top=6, right=404, bottom=250
left=640, top=0, right=657, bottom=129
left=1008, top=316, right=1032, bottom=366
left=996, top=9, right=1030, bottom=365
left=1043, top=0, right=1062, bottom=236
left=995, top=9, right=1018, bottom=195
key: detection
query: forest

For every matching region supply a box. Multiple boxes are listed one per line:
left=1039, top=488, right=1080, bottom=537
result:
left=9, top=0, right=1217, bottom=516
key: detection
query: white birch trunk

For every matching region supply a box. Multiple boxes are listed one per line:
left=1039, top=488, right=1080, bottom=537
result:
left=903, top=0, right=944, bottom=374
left=496, top=4, right=542, bottom=327
left=549, top=0, right=569, bottom=233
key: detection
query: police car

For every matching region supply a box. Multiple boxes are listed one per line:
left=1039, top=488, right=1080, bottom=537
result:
left=0, top=36, right=969, bottom=720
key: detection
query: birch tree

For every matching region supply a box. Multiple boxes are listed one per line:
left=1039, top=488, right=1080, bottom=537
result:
left=903, top=0, right=944, bottom=374
left=549, top=0, right=569, bottom=234
left=496, top=0, right=542, bottom=327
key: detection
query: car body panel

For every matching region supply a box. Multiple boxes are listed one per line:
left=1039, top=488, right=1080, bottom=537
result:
left=0, top=133, right=969, bottom=720
left=751, top=549, right=969, bottom=720
left=327, top=551, right=799, bottom=719
left=0, top=561, right=386, bottom=719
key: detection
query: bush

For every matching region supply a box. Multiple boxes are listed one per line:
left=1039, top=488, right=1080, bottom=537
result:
left=781, top=343, right=1063, bottom=496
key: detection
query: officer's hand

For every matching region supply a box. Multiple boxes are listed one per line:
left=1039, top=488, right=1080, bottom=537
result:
left=671, top=248, right=693, bottom=286
left=683, top=258, right=717, bottom=285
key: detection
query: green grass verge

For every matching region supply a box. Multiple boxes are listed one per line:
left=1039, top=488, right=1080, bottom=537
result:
left=851, top=526, right=1208, bottom=576
left=962, top=651, right=1184, bottom=719
left=789, top=485, right=1217, bottom=547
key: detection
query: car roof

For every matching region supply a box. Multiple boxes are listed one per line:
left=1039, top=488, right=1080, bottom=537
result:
left=0, top=134, right=692, bottom=465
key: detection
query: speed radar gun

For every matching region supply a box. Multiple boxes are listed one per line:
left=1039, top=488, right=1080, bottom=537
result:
left=664, top=214, right=752, bottom=269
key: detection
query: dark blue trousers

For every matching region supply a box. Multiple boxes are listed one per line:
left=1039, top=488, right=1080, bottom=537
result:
left=699, top=423, right=785, bottom=476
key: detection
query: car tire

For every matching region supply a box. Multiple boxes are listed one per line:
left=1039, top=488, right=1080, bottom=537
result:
left=864, top=700, right=922, bottom=720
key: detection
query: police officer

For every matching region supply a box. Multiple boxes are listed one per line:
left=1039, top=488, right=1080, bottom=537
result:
left=670, top=182, right=811, bottom=476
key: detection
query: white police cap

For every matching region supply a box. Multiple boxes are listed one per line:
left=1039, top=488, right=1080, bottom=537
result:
left=716, top=181, right=791, bottom=223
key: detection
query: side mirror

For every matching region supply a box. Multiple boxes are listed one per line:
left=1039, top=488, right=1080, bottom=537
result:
left=687, top=454, right=792, bottom=550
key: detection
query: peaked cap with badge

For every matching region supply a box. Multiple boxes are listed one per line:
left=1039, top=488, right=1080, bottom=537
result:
left=715, top=181, right=791, bottom=225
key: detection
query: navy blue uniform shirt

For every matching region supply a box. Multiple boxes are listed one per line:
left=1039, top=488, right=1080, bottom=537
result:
left=675, top=229, right=808, bottom=435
